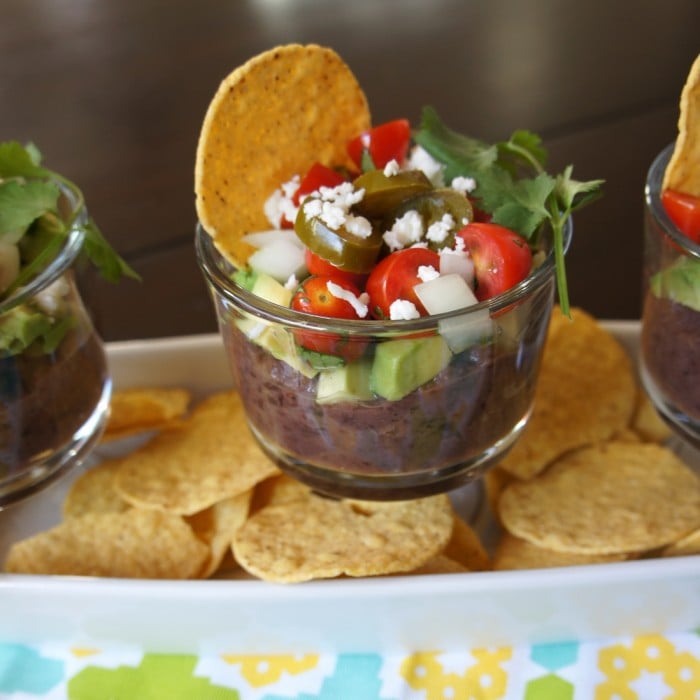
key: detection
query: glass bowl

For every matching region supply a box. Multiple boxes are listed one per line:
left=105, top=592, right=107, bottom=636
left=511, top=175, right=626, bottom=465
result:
left=196, top=222, right=570, bottom=500
left=640, top=143, right=700, bottom=448
left=0, top=187, right=111, bottom=508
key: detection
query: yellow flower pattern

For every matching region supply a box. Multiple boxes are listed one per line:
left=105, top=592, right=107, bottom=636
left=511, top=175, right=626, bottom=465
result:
left=401, top=647, right=512, bottom=699
left=597, top=634, right=700, bottom=699
left=220, top=653, right=320, bottom=687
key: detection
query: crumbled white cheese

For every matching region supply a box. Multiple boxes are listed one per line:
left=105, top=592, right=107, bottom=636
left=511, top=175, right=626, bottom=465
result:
left=426, top=213, right=455, bottom=244
left=451, top=175, right=477, bottom=194
left=383, top=159, right=401, bottom=177
left=389, top=299, right=421, bottom=320
left=406, top=145, right=444, bottom=186
left=344, top=215, right=373, bottom=239
left=302, top=183, right=372, bottom=239
left=417, top=264, right=440, bottom=283
left=284, top=274, right=299, bottom=291
left=264, top=175, right=300, bottom=228
left=383, top=210, right=424, bottom=251
left=326, top=280, right=369, bottom=318
left=454, top=235, right=467, bottom=253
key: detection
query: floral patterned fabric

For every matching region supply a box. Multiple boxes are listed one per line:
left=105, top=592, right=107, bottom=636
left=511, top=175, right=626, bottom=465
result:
left=1, top=632, right=699, bottom=699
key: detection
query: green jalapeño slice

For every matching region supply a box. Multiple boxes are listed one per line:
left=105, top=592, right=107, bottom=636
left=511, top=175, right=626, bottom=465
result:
left=385, top=188, right=474, bottom=250
left=352, top=169, right=432, bottom=219
left=295, top=197, right=384, bottom=273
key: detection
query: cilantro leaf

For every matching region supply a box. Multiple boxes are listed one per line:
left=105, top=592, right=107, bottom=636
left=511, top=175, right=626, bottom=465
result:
left=0, top=180, right=59, bottom=233
left=554, top=165, right=605, bottom=212
left=0, top=140, right=140, bottom=299
left=415, top=107, right=605, bottom=315
left=0, top=141, right=50, bottom=179
left=415, top=106, right=498, bottom=179
left=81, top=219, right=139, bottom=283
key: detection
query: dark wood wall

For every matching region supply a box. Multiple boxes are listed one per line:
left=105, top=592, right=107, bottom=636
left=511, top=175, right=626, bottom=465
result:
left=2, top=0, right=698, bottom=340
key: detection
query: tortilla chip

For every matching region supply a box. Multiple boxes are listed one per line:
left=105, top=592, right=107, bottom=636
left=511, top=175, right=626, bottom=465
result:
left=103, top=387, right=191, bottom=440
left=114, top=391, right=279, bottom=515
left=407, top=554, right=469, bottom=575
left=195, top=44, right=371, bottom=268
left=493, top=533, right=628, bottom=571
left=499, top=441, right=700, bottom=555
left=62, top=461, right=130, bottom=518
left=187, top=491, right=252, bottom=578
left=4, top=510, right=208, bottom=579
left=661, top=527, right=700, bottom=558
left=483, top=466, right=514, bottom=520
left=631, top=388, right=672, bottom=443
left=232, top=492, right=453, bottom=583
left=499, top=307, right=637, bottom=480
left=442, top=515, right=490, bottom=571
left=663, top=54, right=700, bottom=196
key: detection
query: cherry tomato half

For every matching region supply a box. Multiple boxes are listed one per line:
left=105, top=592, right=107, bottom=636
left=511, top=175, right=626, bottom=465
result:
left=304, top=249, right=368, bottom=288
left=456, top=222, right=532, bottom=301
left=291, top=275, right=368, bottom=360
left=278, top=163, right=348, bottom=228
left=293, top=162, right=348, bottom=206
left=661, top=189, right=700, bottom=244
left=347, top=119, right=411, bottom=170
left=365, top=248, right=441, bottom=319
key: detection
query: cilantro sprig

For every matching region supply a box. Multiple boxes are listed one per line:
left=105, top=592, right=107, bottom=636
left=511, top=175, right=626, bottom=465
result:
left=414, top=107, right=604, bottom=315
left=0, top=141, right=139, bottom=302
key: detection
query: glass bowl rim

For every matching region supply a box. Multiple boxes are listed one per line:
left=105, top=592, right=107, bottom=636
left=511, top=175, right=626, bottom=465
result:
left=0, top=183, right=87, bottom=315
left=646, top=142, right=700, bottom=261
left=196, top=217, right=572, bottom=335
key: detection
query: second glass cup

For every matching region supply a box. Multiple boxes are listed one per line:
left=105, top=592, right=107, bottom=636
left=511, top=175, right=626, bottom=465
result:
left=640, top=143, right=700, bottom=448
left=0, top=188, right=111, bottom=508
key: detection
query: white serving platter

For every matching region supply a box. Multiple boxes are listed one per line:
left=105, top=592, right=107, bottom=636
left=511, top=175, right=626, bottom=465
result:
left=0, top=322, right=698, bottom=655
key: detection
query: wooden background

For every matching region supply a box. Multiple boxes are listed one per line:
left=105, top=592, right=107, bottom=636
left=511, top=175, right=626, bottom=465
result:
left=2, top=0, right=698, bottom=341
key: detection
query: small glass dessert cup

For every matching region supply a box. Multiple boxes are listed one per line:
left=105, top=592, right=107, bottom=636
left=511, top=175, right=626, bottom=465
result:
left=640, top=144, right=700, bottom=448
left=0, top=189, right=111, bottom=508
left=197, top=223, right=570, bottom=500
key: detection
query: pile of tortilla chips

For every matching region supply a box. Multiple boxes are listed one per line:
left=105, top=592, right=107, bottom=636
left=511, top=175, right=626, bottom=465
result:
left=3, top=308, right=699, bottom=582
left=488, top=307, right=700, bottom=570
left=4, top=390, right=481, bottom=582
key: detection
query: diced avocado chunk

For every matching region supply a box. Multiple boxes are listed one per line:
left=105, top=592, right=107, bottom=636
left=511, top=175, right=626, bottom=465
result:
left=250, top=271, right=293, bottom=307
left=651, top=257, right=700, bottom=312
left=317, top=359, right=373, bottom=404
left=370, top=334, right=451, bottom=401
left=234, top=270, right=317, bottom=378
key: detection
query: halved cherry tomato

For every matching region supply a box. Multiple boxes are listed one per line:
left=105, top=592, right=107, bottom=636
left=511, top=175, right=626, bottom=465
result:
left=293, top=162, right=347, bottom=206
left=347, top=119, right=411, bottom=170
left=291, top=275, right=368, bottom=360
left=456, top=222, right=532, bottom=301
left=661, top=189, right=700, bottom=244
left=365, top=248, right=441, bottom=319
left=279, top=163, right=348, bottom=228
left=304, top=249, right=368, bottom=288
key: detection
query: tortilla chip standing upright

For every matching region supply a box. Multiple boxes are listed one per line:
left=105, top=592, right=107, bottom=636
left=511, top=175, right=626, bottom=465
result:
left=195, top=44, right=371, bottom=268
left=662, top=53, right=700, bottom=196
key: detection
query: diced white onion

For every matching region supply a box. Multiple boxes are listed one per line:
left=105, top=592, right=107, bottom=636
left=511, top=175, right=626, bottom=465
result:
left=439, top=250, right=475, bottom=288
left=414, top=273, right=491, bottom=352
left=247, top=239, right=306, bottom=282
left=242, top=229, right=304, bottom=250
